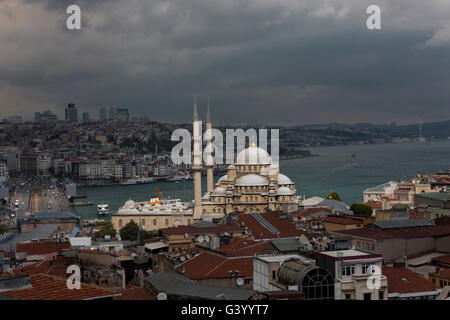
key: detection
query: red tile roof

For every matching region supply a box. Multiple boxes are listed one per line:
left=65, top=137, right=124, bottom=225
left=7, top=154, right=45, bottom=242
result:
left=113, top=286, right=156, bottom=300
left=160, top=224, right=243, bottom=236
left=296, top=207, right=333, bottom=218
left=432, top=254, right=450, bottom=267
left=12, top=260, right=52, bottom=276
left=331, top=225, right=450, bottom=241
left=322, top=216, right=362, bottom=225
left=175, top=251, right=253, bottom=280
left=382, top=267, right=437, bottom=294
left=10, top=254, right=73, bottom=279
left=430, top=268, right=450, bottom=279
left=15, top=241, right=70, bottom=256
left=219, top=238, right=272, bottom=257
left=2, top=274, right=120, bottom=300
left=237, top=212, right=303, bottom=240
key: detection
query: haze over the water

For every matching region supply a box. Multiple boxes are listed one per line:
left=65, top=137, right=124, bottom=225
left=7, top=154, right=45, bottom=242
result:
left=1, top=0, right=450, bottom=124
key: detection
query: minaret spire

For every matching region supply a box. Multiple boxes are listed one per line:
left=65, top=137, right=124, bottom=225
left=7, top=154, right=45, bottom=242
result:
left=206, top=97, right=211, bottom=123
left=193, top=94, right=199, bottom=121
left=205, top=97, right=214, bottom=194
left=192, top=94, right=203, bottom=220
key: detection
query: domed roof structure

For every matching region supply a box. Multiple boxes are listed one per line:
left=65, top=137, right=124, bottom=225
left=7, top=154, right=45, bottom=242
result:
left=236, top=174, right=268, bottom=186
left=123, top=199, right=136, bottom=209
left=218, top=174, right=228, bottom=183
left=276, top=186, right=294, bottom=196
left=213, top=187, right=226, bottom=194
left=236, top=146, right=272, bottom=165
left=317, top=199, right=352, bottom=214
left=278, top=173, right=294, bottom=185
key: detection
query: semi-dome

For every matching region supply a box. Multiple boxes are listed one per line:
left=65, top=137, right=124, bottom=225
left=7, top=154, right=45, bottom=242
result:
left=278, top=173, right=294, bottom=185
left=236, top=174, right=268, bottom=186
left=236, top=146, right=272, bottom=165
left=218, top=174, right=228, bottom=183
left=123, top=199, right=136, bottom=209
left=276, top=186, right=294, bottom=196
left=213, top=187, right=226, bottom=194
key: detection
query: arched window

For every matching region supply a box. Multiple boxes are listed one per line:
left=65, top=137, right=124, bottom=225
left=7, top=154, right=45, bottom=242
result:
left=119, top=219, right=122, bottom=227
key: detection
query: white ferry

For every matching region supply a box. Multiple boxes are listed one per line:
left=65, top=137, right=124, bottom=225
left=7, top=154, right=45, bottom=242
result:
left=119, top=177, right=154, bottom=185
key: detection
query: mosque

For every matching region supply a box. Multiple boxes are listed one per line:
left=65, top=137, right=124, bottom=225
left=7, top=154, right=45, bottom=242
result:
left=192, top=97, right=300, bottom=221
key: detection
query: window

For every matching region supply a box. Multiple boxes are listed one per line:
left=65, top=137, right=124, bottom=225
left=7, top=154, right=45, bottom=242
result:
left=440, top=280, right=444, bottom=288
left=153, top=219, right=157, bottom=226
left=379, top=291, right=384, bottom=300
left=364, top=293, right=372, bottom=300
left=141, top=219, right=145, bottom=225
left=165, top=219, right=169, bottom=226
left=432, top=278, right=436, bottom=284
left=345, top=294, right=351, bottom=300
left=342, top=265, right=355, bottom=276
left=362, top=264, right=371, bottom=274
left=272, top=270, right=276, bottom=280
left=119, top=219, right=122, bottom=227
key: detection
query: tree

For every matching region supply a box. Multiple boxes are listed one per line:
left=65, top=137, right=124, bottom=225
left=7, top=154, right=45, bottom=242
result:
left=119, top=220, right=139, bottom=241
left=0, top=224, right=7, bottom=235
left=96, top=222, right=117, bottom=239
left=327, top=191, right=342, bottom=201
left=143, top=230, right=159, bottom=239
left=350, top=203, right=373, bottom=217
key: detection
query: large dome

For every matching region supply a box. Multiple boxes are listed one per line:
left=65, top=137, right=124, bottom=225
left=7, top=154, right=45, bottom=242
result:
left=278, top=173, right=294, bottom=185
left=236, top=174, right=268, bottom=186
left=236, top=146, right=272, bottom=165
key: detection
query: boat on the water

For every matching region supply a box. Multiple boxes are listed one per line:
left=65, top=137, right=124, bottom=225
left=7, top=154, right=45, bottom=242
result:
left=167, top=173, right=192, bottom=182
left=119, top=177, right=154, bottom=185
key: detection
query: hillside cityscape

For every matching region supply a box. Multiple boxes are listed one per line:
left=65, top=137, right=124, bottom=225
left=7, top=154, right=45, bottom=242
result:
left=0, top=102, right=449, bottom=302
left=1, top=0, right=450, bottom=309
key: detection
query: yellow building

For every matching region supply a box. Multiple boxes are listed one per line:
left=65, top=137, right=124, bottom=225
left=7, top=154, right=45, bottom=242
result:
left=111, top=199, right=193, bottom=232
left=429, top=269, right=450, bottom=289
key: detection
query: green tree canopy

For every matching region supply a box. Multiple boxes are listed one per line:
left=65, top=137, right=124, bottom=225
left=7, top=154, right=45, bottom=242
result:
left=143, top=230, right=159, bottom=239
left=0, top=224, right=7, bottom=235
left=96, top=221, right=117, bottom=239
left=327, top=191, right=342, bottom=201
left=350, top=203, right=373, bottom=217
left=119, top=220, right=139, bottom=241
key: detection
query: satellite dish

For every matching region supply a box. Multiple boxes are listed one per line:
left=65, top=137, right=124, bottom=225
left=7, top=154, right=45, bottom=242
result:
left=198, top=235, right=204, bottom=243
left=157, top=292, right=167, bottom=300
left=205, top=235, right=210, bottom=242
left=180, top=256, right=186, bottom=262
left=236, top=278, right=244, bottom=286
left=184, top=233, right=189, bottom=238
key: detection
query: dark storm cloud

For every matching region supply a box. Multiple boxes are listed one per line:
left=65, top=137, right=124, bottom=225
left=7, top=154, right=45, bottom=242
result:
left=1, top=0, right=450, bottom=124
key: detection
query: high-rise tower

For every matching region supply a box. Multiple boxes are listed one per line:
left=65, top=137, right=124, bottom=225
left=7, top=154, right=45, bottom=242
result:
left=192, top=94, right=203, bottom=220
left=205, top=98, right=214, bottom=193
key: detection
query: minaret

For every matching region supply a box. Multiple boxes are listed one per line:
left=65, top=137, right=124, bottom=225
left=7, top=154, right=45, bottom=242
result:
left=192, top=94, right=203, bottom=220
left=205, top=98, right=214, bottom=193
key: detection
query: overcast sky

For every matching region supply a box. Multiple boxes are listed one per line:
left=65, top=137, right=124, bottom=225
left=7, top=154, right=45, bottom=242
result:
left=1, top=0, right=450, bottom=125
